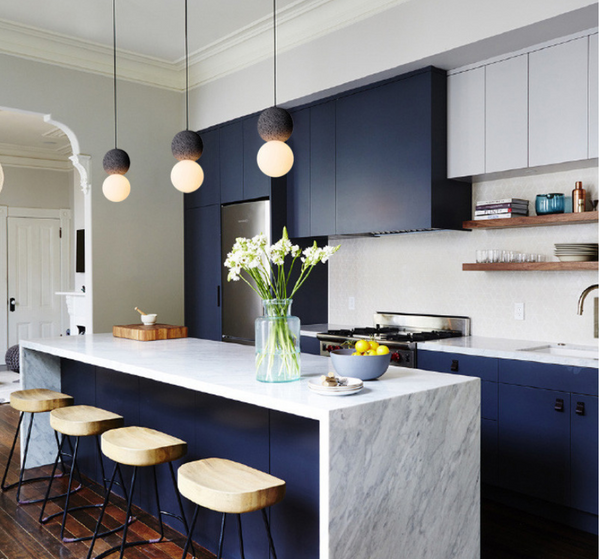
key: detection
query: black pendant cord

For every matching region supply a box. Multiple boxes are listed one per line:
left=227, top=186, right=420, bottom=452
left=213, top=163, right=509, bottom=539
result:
left=112, top=0, right=118, bottom=149
left=273, top=0, right=277, bottom=108
left=185, top=0, right=189, bottom=131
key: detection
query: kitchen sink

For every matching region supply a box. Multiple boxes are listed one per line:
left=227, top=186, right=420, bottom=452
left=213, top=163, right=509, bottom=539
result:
left=518, top=344, right=598, bottom=360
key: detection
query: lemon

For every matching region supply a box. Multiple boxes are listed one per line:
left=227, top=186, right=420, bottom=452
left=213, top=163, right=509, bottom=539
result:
left=354, top=340, right=369, bottom=354
left=368, top=341, right=379, bottom=350
left=376, top=345, right=390, bottom=355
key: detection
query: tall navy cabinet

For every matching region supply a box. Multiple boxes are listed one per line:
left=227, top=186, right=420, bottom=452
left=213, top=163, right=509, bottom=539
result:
left=184, top=205, right=221, bottom=341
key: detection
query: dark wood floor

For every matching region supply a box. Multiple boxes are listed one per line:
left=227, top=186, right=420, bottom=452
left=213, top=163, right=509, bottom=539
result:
left=0, top=403, right=597, bottom=558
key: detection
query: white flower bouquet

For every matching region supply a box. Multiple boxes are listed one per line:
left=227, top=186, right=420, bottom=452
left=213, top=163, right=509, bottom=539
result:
left=224, top=227, right=340, bottom=381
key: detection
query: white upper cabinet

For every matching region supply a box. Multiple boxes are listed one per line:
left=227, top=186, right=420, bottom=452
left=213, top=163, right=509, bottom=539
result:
left=529, top=37, right=589, bottom=167
left=448, top=67, right=485, bottom=178
left=485, top=54, right=528, bottom=173
left=589, top=34, right=598, bottom=159
left=448, top=31, right=597, bottom=179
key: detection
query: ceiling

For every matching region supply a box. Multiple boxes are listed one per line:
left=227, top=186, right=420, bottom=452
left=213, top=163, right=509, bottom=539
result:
left=0, top=0, right=298, bottom=63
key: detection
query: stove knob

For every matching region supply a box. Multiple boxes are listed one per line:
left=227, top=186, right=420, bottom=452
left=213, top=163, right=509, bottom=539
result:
left=391, top=352, right=401, bottom=363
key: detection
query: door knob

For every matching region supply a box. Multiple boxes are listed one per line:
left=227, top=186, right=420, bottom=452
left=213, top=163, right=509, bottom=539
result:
left=9, top=298, right=15, bottom=312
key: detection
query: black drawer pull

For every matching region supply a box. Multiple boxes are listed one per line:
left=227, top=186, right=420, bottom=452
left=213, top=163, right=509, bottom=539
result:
left=450, top=359, right=459, bottom=372
left=575, top=402, right=585, bottom=416
left=554, top=398, right=564, bottom=412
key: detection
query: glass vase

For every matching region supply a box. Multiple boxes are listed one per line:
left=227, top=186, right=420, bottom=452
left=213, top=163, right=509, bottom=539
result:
left=255, top=299, right=301, bottom=382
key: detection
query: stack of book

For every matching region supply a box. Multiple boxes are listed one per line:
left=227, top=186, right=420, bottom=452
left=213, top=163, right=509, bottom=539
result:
left=473, top=198, right=529, bottom=220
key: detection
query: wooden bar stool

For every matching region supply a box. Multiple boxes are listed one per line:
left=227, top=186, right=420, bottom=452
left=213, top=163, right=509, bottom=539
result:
left=1, top=388, right=74, bottom=504
left=178, top=458, right=286, bottom=559
left=39, top=404, right=125, bottom=542
left=86, top=426, right=191, bottom=559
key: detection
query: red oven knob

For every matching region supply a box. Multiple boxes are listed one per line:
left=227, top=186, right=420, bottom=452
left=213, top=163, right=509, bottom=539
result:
left=391, top=352, right=401, bottom=363
left=326, top=345, right=342, bottom=353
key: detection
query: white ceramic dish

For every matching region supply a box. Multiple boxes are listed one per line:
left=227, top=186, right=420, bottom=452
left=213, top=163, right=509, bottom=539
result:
left=141, top=313, right=158, bottom=325
left=308, top=377, right=364, bottom=396
left=555, top=255, right=597, bottom=262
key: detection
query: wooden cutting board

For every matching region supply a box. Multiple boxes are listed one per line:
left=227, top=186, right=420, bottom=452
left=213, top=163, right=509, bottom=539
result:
left=113, top=324, right=188, bottom=341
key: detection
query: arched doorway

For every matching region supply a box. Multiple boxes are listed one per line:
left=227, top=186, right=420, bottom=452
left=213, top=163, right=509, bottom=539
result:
left=0, top=107, right=92, bottom=364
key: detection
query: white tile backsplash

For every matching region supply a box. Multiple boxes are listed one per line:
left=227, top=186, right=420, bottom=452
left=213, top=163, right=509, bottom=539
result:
left=329, top=164, right=599, bottom=344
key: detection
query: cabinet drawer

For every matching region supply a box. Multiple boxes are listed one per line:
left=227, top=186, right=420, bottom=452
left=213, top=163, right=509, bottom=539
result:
left=499, top=359, right=598, bottom=396
left=418, top=350, right=498, bottom=382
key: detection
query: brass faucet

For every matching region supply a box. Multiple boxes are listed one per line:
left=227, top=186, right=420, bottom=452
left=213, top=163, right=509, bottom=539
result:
left=577, top=284, right=599, bottom=338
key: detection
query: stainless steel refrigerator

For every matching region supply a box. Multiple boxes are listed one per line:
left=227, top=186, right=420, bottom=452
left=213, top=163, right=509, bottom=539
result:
left=221, top=200, right=271, bottom=344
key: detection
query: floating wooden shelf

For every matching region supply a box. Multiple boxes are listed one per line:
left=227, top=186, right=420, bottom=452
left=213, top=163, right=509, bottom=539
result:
left=463, top=211, right=598, bottom=230
left=463, top=262, right=598, bottom=272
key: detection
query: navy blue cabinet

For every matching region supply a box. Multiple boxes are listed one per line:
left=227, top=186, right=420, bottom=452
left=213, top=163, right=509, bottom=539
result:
left=184, top=128, right=220, bottom=209
left=184, top=205, right=221, bottom=341
left=310, top=101, right=336, bottom=236
left=287, top=108, right=311, bottom=238
left=243, top=114, right=271, bottom=200
left=571, top=394, right=599, bottom=514
left=220, top=121, right=244, bottom=204
left=335, top=68, right=469, bottom=235
left=498, top=383, right=571, bottom=506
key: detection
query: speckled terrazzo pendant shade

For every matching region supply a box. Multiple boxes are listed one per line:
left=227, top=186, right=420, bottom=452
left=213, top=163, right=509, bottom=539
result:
left=257, top=0, right=294, bottom=177
left=170, top=0, right=204, bottom=193
left=257, top=107, right=293, bottom=142
left=102, top=0, right=130, bottom=203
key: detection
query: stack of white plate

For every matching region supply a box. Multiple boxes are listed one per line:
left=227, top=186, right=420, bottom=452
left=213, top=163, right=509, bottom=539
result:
left=554, top=243, right=598, bottom=262
left=308, top=377, right=364, bottom=396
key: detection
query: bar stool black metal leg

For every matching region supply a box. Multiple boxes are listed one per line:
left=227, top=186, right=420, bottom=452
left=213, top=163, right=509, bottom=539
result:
left=152, top=465, right=166, bottom=543
left=217, top=513, right=227, bottom=559
left=59, top=436, right=80, bottom=540
left=86, top=463, right=119, bottom=559
left=39, top=434, right=68, bottom=522
left=1, top=411, right=24, bottom=491
left=15, top=411, right=35, bottom=503
left=262, top=509, right=278, bottom=559
left=117, top=466, right=139, bottom=559
left=95, top=435, right=108, bottom=492
left=180, top=505, right=200, bottom=559
left=237, top=514, right=246, bottom=559
left=167, top=461, right=197, bottom=556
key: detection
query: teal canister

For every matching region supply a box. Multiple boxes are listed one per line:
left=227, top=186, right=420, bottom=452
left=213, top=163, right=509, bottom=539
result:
left=535, top=193, right=565, bottom=215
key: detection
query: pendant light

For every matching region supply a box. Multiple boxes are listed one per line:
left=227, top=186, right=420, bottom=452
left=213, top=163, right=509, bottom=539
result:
left=102, top=0, right=131, bottom=203
left=0, top=163, right=4, bottom=193
left=170, top=0, right=204, bottom=193
left=257, top=0, right=294, bottom=178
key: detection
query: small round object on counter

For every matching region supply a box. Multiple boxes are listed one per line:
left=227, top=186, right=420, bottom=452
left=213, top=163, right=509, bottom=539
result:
left=330, top=348, right=391, bottom=381
left=141, top=313, right=157, bottom=325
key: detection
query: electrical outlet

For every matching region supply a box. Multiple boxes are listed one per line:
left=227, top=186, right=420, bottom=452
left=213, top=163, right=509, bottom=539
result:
left=514, top=303, right=525, bottom=321
left=348, top=296, right=355, bottom=310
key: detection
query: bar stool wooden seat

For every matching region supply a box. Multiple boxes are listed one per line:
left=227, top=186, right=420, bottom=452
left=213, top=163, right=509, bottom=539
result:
left=178, top=458, right=286, bottom=559
left=39, top=405, right=125, bottom=542
left=86, top=426, right=191, bottom=559
left=1, top=388, right=73, bottom=504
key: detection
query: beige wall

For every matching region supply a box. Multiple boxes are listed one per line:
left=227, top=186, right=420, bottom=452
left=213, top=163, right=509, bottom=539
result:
left=0, top=166, right=72, bottom=209
left=0, top=53, right=185, bottom=333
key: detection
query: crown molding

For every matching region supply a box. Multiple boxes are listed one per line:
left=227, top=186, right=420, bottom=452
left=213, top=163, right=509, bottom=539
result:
left=0, top=0, right=410, bottom=91
left=0, top=142, right=72, bottom=171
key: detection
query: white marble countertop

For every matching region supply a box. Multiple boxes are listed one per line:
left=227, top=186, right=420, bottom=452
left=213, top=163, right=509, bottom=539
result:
left=418, top=336, right=598, bottom=368
left=20, top=334, right=476, bottom=421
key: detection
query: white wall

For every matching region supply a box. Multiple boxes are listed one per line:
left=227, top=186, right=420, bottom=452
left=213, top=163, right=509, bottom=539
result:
left=0, top=166, right=71, bottom=209
left=329, top=164, right=599, bottom=345
left=189, top=0, right=597, bottom=128
left=0, top=53, right=185, bottom=333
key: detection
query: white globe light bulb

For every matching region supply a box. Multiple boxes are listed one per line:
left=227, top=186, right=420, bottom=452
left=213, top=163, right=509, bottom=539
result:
left=0, top=163, right=4, bottom=193
left=171, top=160, right=204, bottom=193
left=102, top=173, right=131, bottom=202
left=257, top=141, right=294, bottom=177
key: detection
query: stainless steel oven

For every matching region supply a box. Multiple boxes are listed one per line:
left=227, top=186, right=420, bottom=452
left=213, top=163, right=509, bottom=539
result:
left=316, top=312, right=470, bottom=368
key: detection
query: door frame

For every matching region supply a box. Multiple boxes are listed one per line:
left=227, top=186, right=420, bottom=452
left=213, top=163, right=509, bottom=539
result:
left=0, top=206, right=71, bottom=359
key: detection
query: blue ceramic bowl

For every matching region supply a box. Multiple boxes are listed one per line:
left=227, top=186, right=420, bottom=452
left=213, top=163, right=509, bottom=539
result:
left=535, top=193, right=564, bottom=215
left=330, top=348, right=391, bottom=381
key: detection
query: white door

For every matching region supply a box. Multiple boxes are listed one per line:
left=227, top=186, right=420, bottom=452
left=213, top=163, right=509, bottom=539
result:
left=8, top=217, right=62, bottom=345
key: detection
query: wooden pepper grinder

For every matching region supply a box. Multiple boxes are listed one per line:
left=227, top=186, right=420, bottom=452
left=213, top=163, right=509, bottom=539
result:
left=572, top=181, right=586, bottom=213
